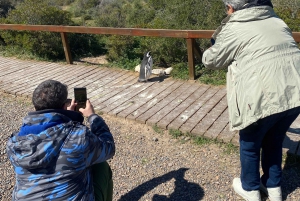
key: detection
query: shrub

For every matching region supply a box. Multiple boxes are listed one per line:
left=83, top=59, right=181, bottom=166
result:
left=0, top=0, right=73, bottom=59
left=0, top=0, right=105, bottom=60
left=94, top=0, right=226, bottom=68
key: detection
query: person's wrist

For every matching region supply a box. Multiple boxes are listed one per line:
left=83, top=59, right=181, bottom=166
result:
left=87, top=112, right=95, bottom=118
left=88, top=113, right=98, bottom=123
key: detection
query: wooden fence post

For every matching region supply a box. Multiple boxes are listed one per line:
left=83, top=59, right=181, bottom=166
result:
left=60, top=32, right=73, bottom=64
left=186, top=38, right=196, bottom=80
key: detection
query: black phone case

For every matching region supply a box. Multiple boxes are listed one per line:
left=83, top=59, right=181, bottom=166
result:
left=74, top=88, right=87, bottom=112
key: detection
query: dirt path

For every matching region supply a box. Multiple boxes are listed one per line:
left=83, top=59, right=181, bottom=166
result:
left=0, top=92, right=299, bottom=201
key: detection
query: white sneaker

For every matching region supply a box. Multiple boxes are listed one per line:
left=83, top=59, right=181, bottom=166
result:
left=260, top=182, right=282, bottom=201
left=232, top=178, right=261, bottom=201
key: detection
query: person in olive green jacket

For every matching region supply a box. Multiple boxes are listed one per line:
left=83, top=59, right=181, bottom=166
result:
left=202, top=0, right=300, bottom=201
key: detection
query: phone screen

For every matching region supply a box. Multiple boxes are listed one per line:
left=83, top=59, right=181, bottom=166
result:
left=74, top=87, right=87, bottom=112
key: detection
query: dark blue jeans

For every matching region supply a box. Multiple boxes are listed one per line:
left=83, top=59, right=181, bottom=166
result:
left=239, top=109, right=299, bottom=191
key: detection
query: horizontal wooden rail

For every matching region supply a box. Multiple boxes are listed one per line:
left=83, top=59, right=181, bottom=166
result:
left=0, top=24, right=299, bottom=80
left=0, top=24, right=214, bottom=39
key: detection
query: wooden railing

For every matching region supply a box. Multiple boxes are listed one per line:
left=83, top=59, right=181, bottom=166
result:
left=0, top=24, right=300, bottom=80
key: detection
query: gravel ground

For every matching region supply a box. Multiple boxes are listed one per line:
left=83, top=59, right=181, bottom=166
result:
left=0, top=92, right=300, bottom=201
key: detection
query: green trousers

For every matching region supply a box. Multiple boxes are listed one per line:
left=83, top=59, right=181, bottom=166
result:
left=92, top=161, right=113, bottom=201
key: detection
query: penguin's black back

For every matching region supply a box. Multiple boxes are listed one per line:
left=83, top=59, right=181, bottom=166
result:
left=138, top=52, right=150, bottom=82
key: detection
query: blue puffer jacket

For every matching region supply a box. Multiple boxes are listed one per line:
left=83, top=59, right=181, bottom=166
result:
left=6, top=109, right=115, bottom=201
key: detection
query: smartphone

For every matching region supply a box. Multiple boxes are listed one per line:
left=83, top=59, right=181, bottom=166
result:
left=74, top=87, right=87, bottom=112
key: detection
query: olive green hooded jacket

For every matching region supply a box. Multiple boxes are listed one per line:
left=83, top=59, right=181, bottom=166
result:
left=202, top=6, right=300, bottom=131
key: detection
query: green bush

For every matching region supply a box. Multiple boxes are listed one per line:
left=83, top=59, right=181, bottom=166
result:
left=275, top=7, right=300, bottom=32
left=0, top=0, right=73, bottom=59
left=171, top=63, right=190, bottom=80
left=0, top=0, right=105, bottom=60
left=197, top=65, right=227, bottom=86
left=94, top=0, right=226, bottom=69
left=106, top=35, right=141, bottom=61
left=68, top=34, right=106, bottom=59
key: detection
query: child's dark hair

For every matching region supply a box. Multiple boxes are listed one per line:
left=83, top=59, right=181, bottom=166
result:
left=32, top=80, right=68, bottom=111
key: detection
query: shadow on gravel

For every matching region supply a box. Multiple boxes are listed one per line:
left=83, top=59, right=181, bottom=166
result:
left=118, top=168, right=204, bottom=201
left=281, top=153, right=300, bottom=200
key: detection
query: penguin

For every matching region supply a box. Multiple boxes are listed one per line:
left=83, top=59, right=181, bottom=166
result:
left=138, top=51, right=153, bottom=82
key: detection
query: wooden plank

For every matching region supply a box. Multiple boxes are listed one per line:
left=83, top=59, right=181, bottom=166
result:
left=12, top=63, right=81, bottom=96
left=117, top=80, right=176, bottom=119
left=95, top=76, right=136, bottom=107
left=0, top=59, right=22, bottom=73
left=1, top=63, right=60, bottom=93
left=152, top=83, right=200, bottom=129
left=167, top=85, right=212, bottom=130
left=126, top=81, right=184, bottom=121
left=0, top=62, right=57, bottom=87
left=193, top=96, right=228, bottom=138
left=6, top=63, right=75, bottom=95
left=67, top=68, right=115, bottom=96
left=49, top=64, right=96, bottom=86
left=178, top=88, right=225, bottom=133
left=87, top=70, right=136, bottom=101
left=62, top=66, right=107, bottom=90
left=202, top=110, right=229, bottom=139
left=67, top=68, right=122, bottom=99
left=0, top=60, right=32, bottom=77
left=0, top=57, right=13, bottom=65
left=3, top=64, right=64, bottom=94
left=87, top=70, right=133, bottom=92
left=152, top=83, right=204, bottom=129
left=214, top=108, right=234, bottom=141
left=2, top=62, right=62, bottom=86
left=217, top=123, right=237, bottom=143
left=0, top=59, right=24, bottom=75
left=135, top=81, right=189, bottom=124
left=104, top=75, right=170, bottom=115
left=91, top=74, right=138, bottom=108
left=24, top=66, right=109, bottom=99
left=104, top=81, right=156, bottom=114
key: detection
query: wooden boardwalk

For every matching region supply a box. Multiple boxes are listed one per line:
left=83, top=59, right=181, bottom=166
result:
left=0, top=56, right=300, bottom=155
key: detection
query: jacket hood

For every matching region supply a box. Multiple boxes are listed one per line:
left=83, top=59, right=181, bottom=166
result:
left=7, top=110, right=83, bottom=171
left=229, top=6, right=278, bottom=23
